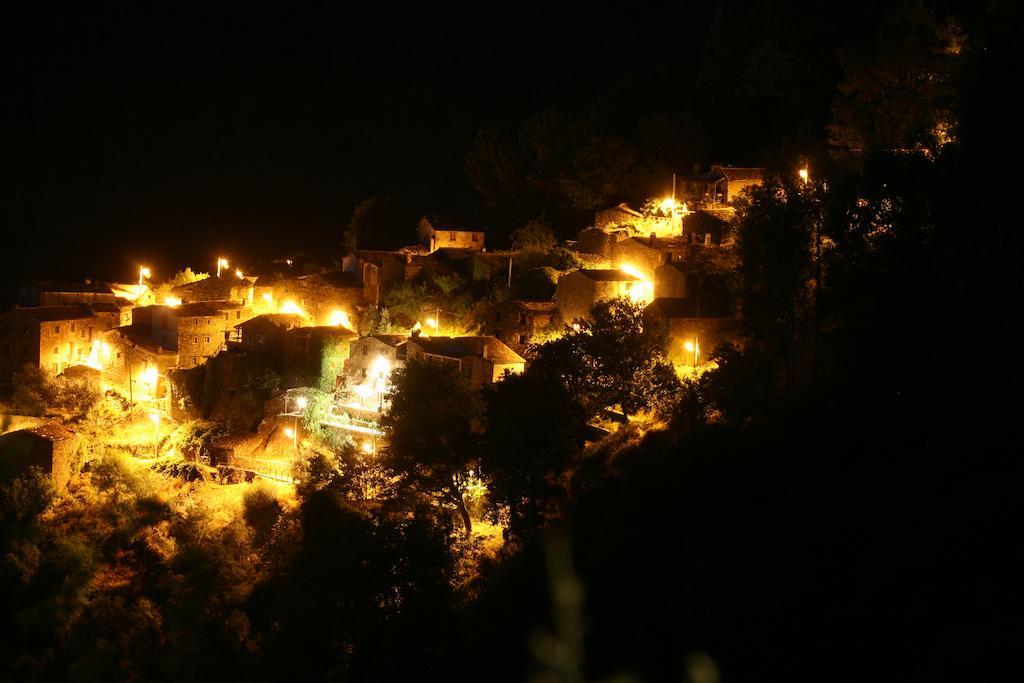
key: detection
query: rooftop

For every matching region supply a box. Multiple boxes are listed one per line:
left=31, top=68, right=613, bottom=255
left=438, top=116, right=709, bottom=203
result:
left=14, top=304, right=96, bottom=322
left=422, top=215, right=485, bottom=233
left=27, top=280, right=113, bottom=294
left=172, top=301, right=244, bottom=317
left=410, top=335, right=525, bottom=365
left=571, top=268, right=642, bottom=282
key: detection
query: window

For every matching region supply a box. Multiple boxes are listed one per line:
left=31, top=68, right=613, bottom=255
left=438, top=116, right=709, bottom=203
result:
left=205, top=336, right=210, bottom=343
left=518, top=334, right=527, bottom=344
left=449, top=232, right=456, bottom=242
left=55, top=325, right=61, bottom=334
left=472, top=233, right=478, bottom=242
left=70, top=323, right=76, bottom=332
left=362, top=346, right=368, bottom=357
left=193, top=336, right=198, bottom=344
left=236, top=311, right=241, bottom=319
left=224, top=313, right=229, bottom=321
left=192, top=357, right=197, bottom=365
left=53, top=346, right=59, bottom=355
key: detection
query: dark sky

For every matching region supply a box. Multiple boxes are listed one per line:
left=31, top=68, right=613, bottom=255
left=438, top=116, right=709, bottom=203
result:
left=2, top=2, right=716, bottom=289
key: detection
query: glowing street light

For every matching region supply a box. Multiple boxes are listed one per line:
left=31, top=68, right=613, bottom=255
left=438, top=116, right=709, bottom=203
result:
left=149, top=411, right=160, bottom=457
left=426, top=316, right=439, bottom=331
left=139, top=266, right=151, bottom=287
left=284, top=426, right=297, bottom=451
left=235, top=268, right=244, bottom=279
left=361, top=441, right=375, bottom=455
left=684, top=338, right=700, bottom=367
left=798, top=166, right=809, bottom=184
left=217, top=257, right=229, bottom=277
left=295, top=395, right=308, bottom=411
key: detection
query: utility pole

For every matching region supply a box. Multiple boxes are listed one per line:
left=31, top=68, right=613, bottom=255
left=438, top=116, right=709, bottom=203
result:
left=507, top=255, right=513, bottom=288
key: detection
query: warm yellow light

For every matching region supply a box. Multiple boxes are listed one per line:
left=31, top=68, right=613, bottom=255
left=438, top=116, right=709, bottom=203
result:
left=217, top=257, right=229, bottom=277
left=619, top=263, right=648, bottom=281
left=149, top=411, right=160, bottom=425
left=141, top=366, right=158, bottom=387
left=164, top=296, right=182, bottom=307
left=371, top=355, right=391, bottom=378
left=426, top=316, right=438, bottom=329
left=361, top=441, right=375, bottom=455
left=235, top=269, right=244, bottom=279
left=296, top=396, right=308, bottom=410
left=684, top=341, right=695, bottom=352
left=659, top=197, right=677, bottom=214
left=262, top=292, right=272, bottom=303
left=279, top=300, right=304, bottom=316
left=329, top=309, right=351, bottom=328
left=798, top=167, right=809, bottom=183
left=284, top=427, right=295, bottom=438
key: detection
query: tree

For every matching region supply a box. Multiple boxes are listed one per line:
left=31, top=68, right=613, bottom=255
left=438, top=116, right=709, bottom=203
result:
left=828, top=3, right=964, bottom=156
left=511, top=218, right=558, bottom=253
left=480, top=371, right=586, bottom=540
left=382, top=360, right=479, bottom=535
left=531, top=299, right=682, bottom=420
left=343, top=196, right=417, bottom=254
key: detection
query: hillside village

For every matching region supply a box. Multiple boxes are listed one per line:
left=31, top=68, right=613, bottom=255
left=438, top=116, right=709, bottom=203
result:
left=0, top=165, right=762, bottom=503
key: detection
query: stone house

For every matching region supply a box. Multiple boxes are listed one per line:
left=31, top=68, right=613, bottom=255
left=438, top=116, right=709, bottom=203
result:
left=16, top=280, right=117, bottom=307
left=0, top=423, right=79, bottom=490
left=611, top=236, right=692, bottom=281
left=678, top=165, right=764, bottom=209
left=234, top=314, right=306, bottom=354
left=102, top=326, right=178, bottom=400
left=254, top=271, right=363, bottom=327
left=404, top=335, right=525, bottom=387
left=133, top=301, right=249, bottom=369
left=594, top=203, right=680, bottom=237
left=345, top=334, right=407, bottom=383
left=0, top=304, right=118, bottom=380
left=87, top=301, right=133, bottom=328
left=653, top=249, right=740, bottom=299
left=576, top=227, right=632, bottom=259
left=282, top=325, right=359, bottom=388
left=107, top=283, right=157, bottom=307
left=418, top=215, right=485, bottom=253
left=555, top=269, right=649, bottom=323
left=344, top=251, right=410, bottom=306
left=489, top=300, right=559, bottom=356
left=644, top=297, right=740, bottom=366
left=172, top=275, right=255, bottom=307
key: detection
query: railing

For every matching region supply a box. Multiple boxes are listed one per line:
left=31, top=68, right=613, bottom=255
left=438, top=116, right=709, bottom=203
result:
left=221, top=454, right=295, bottom=483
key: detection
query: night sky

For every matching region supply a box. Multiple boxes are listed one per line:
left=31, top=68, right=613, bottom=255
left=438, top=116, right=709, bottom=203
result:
left=3, top=3, right=716, bottom=289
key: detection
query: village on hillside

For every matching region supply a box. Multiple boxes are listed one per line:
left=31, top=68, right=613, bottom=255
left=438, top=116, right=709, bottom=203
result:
left=0, top=164, right=768, bottom=515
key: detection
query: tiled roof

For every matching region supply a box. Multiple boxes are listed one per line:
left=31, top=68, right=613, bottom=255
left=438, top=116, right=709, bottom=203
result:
left=422, top=215, right=484, bottom=232
left=172, top=301, right=243, bottom=317
left=410, top=335, right=525, bottom=365
left=109, top=325, right=176, bottom=354
left=28, top=281, right=113, bottom=294
left=573, top=268, right=642, bottom=282
left=236, top=313, right=305, bottom=331
left=16, top=305, right=96, bottom=322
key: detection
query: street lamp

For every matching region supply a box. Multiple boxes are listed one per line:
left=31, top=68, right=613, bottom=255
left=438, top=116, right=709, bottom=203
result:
left=149, top=411, right=160, bottom=457
left=139, top=266, right=151, bottom=287
left=284, top=426, right=296, bottom=451
left=217, top=257, right=229, bottom=277
left=684, top=338, right=700, bottom=367
left=798, top=166, right=809, bottom=184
